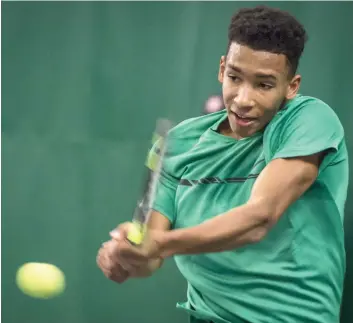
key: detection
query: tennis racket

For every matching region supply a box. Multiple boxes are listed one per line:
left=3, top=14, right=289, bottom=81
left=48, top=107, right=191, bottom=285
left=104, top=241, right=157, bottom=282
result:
left=127, top=118, right=172, bottom=245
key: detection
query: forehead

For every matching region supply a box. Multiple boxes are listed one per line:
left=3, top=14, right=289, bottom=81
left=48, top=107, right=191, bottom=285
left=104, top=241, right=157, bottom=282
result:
left=226, top=42, right=288, bottom=78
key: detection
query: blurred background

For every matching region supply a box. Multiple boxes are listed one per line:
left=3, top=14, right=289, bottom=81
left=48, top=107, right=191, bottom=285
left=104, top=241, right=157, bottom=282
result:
left=2, top=2, right=352, bottom=323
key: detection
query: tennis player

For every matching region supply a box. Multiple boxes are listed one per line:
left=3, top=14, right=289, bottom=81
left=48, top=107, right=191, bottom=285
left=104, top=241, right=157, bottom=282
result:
left=97, top=5, right=348, bottom=323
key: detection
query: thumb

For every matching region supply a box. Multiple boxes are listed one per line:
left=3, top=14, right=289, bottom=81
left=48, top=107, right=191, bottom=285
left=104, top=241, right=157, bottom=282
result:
left=110, top=222, right=133, bottom=241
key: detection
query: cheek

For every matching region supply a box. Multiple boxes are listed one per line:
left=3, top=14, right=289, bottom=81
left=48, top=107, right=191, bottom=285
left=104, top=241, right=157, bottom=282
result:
left=261, top=108, right=279, bottom=122
left=222, top=82, right=235, bottom=104
left=261, top=88, right=286, bottom=107
left=259, top=96, right=285, bottom=121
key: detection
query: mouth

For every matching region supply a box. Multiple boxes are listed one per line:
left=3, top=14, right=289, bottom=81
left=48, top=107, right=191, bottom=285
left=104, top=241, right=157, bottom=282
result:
left=230, top=111, right=257, bottom=127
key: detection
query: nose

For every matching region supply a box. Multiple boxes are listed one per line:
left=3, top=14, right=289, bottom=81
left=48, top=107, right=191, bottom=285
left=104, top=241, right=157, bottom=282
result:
left=233, top=85, right=255, bottom=111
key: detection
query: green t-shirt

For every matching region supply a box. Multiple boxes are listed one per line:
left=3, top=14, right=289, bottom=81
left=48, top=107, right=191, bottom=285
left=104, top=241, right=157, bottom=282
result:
left=150, top=95, right=348, bottom=323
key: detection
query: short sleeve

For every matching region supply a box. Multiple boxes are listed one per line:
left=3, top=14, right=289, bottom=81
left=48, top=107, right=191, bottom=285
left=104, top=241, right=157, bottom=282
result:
left=146, top=138, right=178, bottom=224
left=265, top=99, right=345, bottom=172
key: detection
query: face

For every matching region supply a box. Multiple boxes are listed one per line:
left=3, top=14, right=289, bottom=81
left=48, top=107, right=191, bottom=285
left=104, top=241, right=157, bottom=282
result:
left=218, top=42, right=301, bottom=139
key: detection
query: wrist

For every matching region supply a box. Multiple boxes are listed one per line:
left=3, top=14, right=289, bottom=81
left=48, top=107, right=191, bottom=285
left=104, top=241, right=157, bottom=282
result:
left=157, top=229, right=191, bottom=258
left=155, top=231, right=174, bottom=258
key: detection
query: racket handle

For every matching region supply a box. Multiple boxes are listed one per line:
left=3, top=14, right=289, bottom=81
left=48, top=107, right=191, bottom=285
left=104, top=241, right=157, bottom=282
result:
left=127, top=221, right=147, bottom=246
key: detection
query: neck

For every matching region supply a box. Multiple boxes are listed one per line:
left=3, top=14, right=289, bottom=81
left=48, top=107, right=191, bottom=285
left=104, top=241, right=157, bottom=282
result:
left=218, top=119, right=244, bottom=140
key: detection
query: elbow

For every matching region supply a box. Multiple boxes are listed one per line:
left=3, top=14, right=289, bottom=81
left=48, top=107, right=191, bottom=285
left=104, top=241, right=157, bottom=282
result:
left=249, top=197, right=282, bottom=225
left=248, top=226, right=268, bottom=243
left=246, top=199, right=280, bottom=243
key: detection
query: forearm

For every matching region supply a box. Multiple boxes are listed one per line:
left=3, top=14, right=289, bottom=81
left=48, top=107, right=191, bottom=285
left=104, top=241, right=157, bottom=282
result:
left=159, top=201, right=271, bottom=257
left=130, top=210, right=169, bottom=277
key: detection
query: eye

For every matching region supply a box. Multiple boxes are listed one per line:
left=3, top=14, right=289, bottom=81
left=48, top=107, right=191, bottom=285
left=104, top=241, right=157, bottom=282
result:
left=259, top=83, right=274, bottom=90
left=227, top=74, right=240, bottom=82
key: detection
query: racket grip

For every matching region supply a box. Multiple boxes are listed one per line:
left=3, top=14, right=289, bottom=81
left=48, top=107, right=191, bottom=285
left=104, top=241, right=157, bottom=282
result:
left=127, top=221, right=147, bottom=246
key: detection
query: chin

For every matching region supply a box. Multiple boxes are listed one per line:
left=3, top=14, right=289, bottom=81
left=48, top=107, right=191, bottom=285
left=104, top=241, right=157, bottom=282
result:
left=230, top=123, right=258, bottom=138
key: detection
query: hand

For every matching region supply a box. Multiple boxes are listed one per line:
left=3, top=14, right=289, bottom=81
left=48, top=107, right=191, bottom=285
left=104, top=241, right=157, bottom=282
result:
left=109, top=222, right=164, bottom=273
left=96, top=240, right=130, bottom=284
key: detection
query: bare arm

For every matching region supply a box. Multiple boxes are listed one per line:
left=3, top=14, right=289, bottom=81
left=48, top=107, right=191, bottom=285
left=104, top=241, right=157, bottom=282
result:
left=136, top=210, right=171, bottom=275
left=158, top=153, right=324, bottom=257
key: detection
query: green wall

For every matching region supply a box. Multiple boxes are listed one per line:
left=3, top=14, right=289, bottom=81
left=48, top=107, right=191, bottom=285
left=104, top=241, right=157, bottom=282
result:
left=2, top=2, right=352, bottom=323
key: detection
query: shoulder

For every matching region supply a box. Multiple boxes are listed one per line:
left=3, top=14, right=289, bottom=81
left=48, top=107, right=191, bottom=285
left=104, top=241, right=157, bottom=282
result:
left=266, top=94, right=344, bottom=137
left=263, top=94, right=346, bottom=164
left=147, top=110, right=227, bottom=171
left=147, top=112, right=227, bottom=222
left=165, top=110, right=226, bottom=153
left=168, top=110, right=226, bottom=140
left=281, top=94, right=341, bottom=124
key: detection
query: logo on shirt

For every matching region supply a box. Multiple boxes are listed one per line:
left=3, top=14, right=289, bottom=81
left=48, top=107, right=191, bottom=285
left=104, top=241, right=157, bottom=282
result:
left=179, top=174, right=259, bottom=186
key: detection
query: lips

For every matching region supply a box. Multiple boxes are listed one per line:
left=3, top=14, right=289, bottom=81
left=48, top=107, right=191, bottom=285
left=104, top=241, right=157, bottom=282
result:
left=230, top=111, right=257, bottom=126
left=234, top=112, right=256, bottom=121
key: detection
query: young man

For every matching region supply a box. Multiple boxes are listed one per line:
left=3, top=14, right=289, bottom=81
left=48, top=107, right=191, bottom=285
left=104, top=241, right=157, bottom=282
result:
left=97, top=5, right=348, bottom=323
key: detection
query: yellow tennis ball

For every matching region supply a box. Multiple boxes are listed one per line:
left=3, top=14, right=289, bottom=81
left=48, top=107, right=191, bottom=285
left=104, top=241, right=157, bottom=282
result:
left=16, top=262, right=65, bottom=299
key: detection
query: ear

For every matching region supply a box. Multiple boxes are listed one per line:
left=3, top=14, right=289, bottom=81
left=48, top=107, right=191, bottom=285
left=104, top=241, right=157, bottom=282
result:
left=218, top=56, right=226, bottom=83
left=286, top=74, right=301, bottom=100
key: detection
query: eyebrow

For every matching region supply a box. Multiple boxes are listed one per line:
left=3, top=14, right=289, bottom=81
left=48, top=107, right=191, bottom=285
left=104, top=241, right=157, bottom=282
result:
left=227, top=64, right=278, bottom=81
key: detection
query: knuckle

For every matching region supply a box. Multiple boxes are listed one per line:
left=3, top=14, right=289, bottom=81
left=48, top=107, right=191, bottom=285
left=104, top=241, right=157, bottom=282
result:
left=119, top=222, right=134, bottom=232
left=96, top=255, right=104, bottom=267
left=106, top=271, right=115, bottom=279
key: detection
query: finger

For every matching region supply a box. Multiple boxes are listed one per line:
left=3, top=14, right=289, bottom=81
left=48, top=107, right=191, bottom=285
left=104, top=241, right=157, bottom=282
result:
left=100, top=240, right=117, bottom=254
left=97, top=249, right=111, bottom=271
left=110, top=222, right=134, bottom=241
left=118, top=260, right=136, bottom=272
left=109, top=269, right=129, bottom=283
left=97, top=254, right=108, bottom=269
left=118, top=241, right=147, bottom=261
left=104, top=238, right=143, bottom=263
left=96, top=247, right=106, bottom=265
left=97, top=245, right=118, bottom=270
left=107, top=261, right=130, bottom=283
left=97, top=252, right=130, bottom=283
left=118, top=258, right=143, bottom=273
left=104, top=239, right=119, bottom=253
left=98, top=242, right=134, bottom=271
left=102, top=239, right=147, bottom=271
left=98, top=245, right=134, bottom=274
left=111, top=250, right=139, bottom=272
left=117, top=241, right=147, bottom=263
left=102, top=266, right=128, bottom=283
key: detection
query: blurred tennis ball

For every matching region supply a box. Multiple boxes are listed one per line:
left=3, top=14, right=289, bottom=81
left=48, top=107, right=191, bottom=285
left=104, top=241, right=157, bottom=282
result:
left=16, top=262, right=65, bottom=299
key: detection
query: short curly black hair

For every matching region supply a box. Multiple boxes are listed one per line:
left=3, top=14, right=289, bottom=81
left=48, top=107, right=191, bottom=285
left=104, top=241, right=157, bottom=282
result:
left=227, top=5, right=308, bottom=76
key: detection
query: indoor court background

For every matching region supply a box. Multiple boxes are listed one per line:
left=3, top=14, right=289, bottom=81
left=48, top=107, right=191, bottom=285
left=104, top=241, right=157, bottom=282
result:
left=2, top=2, right=353, bottom=323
